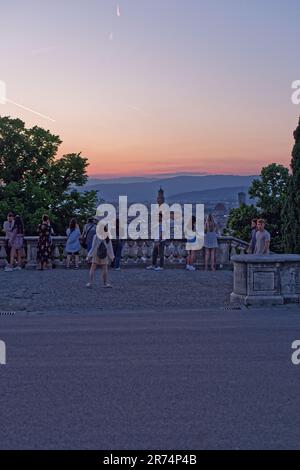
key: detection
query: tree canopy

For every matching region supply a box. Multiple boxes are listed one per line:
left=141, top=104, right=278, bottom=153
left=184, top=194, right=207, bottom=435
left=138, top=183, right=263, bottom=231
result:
left=226, top=163, right=290, bottom=252
left=282, top=117, right=300, bottom=253
left=0, top=116, right=98, bottom=235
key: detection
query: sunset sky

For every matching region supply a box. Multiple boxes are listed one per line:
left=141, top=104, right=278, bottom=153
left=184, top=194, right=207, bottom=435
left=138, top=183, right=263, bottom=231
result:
left=1, top=0, right=299, bottom=177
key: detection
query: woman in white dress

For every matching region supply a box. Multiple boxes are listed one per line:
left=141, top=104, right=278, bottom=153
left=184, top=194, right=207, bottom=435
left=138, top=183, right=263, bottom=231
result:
left=204, top=214, right=219, bottom=271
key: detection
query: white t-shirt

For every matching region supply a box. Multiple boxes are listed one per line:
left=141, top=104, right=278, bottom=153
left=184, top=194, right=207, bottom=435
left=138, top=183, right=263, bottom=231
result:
left=254, top=230, right=271, bottom=254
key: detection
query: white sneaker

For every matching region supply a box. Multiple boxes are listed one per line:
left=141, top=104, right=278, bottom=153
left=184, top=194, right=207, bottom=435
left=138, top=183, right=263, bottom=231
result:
left=189, top=266, right=196, bottom=271
left=146, top=265, right=154, bottom=270
left=103, top=283, right=113, bottom=288
left=115, top=267, right=121, bottom=271
left=86, top=283, right=92, bottom=288
left=13, top=266, right=22, bottom=271
left=154, top=266, right=164, bottom=271
left=4, top=267, right=13, bottom=272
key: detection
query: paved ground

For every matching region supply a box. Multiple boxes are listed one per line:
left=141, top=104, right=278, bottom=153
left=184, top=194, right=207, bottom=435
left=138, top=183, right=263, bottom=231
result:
left=0, top=270, right=300, bottom=450
left=0, top=268, right=233, bottom=313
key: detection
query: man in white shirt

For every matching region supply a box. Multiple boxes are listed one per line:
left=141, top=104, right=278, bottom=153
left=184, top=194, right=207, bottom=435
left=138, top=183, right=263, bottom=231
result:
left=254, top=219, right=271, bottom=255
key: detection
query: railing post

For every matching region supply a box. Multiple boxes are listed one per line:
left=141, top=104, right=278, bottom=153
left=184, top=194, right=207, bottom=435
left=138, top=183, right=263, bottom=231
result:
left=25, top=237, right=38, bottom=269
left=0, top=240, right=7, bottom=268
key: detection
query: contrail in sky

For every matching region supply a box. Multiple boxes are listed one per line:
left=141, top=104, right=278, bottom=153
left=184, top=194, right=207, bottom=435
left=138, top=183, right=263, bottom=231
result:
left=117, top=4, right=121, bottom=17
left=6, top=98, right=56, bottom=122
left=0, top=80, right=55, bottom=122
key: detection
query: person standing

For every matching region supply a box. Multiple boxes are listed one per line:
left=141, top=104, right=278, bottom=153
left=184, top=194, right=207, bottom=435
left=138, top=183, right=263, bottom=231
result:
left=204, top=214, right=219, bottom=271
left=248, top=218, right=258, bottom=254
left=185, top=215, right=198, bottom=271
left=86, top=225, right=114, bottom=288
left=3, top=212, right=14, bottom=264
left=111, top=218, right=124, bottom=270
left=147, top=213, right=165, bottom=271
left=4, top=215, right=24, bottom=272
left=254, top=219, right=271, bottom=255
left=66, top=218, right=81, bottom=269
left=37, top=215, right=53, bottom=270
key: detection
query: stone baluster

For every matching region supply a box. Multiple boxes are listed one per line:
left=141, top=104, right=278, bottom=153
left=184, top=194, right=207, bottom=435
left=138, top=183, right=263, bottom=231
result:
left=79, top=247, right=87, bottom=267
left=178, top=242, right=187, bottom=264
left=141, top=241, right=148, bottom=263
left=25, top=237, right=38, bottom=269
left=217, top=240, right=230, bottom=269
left=52, top=242, right=62, bottom=268
left=0, top=241, right=7, bottom=268
left=230, top=244, right=237, bottom=259
left=136, top=241, right=144, bottom=265
left=167, top=241, right=175, bottom=264
left=172, top=241, right=180, bottom=264
left=122, top=241, right=129, bottom=265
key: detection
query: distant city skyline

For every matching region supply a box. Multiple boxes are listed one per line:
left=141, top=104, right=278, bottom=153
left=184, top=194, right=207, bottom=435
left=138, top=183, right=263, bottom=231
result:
left=1, top=0, right=300, bottom=177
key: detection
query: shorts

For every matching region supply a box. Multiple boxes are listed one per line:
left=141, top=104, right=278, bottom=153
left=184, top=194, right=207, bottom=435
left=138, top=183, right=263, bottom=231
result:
left=92, top=255, right=109, bottom=266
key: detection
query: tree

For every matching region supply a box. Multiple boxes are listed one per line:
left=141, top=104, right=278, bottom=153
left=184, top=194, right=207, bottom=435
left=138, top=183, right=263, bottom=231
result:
left=248, top=163, right=289, bottom=252
left=282, top=117, right=300, bottom=253
left=226, top=204, right=260, bottom=243
left=0, top=116, right=98, bottom=234
left=226, top=163, right=289, bottom=251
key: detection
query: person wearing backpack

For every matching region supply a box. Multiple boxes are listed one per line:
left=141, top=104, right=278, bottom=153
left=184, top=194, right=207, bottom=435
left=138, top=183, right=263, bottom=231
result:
left=81, top=218, right=97, bottom=253
left=86, top=225, right=114, bottom=288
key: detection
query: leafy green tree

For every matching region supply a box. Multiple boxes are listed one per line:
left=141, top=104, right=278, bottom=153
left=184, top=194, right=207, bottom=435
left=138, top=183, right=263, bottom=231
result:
left=248, top=163, right=289, bottom=252
left=282, top=117, right=300, bottom=253
left=226, top=164, right=289, bottom=251
left=0, top=116, right=98, bottom=234
left=226, top=204, right=260, bottom=243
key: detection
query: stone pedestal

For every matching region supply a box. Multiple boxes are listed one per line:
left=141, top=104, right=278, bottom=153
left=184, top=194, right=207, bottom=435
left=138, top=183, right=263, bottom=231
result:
left=231, top=254, right=300, bottom=306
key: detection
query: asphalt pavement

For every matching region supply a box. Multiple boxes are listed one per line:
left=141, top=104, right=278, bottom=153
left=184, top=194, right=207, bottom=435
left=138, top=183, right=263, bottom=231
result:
left=1, top=306, right=300, bottom=449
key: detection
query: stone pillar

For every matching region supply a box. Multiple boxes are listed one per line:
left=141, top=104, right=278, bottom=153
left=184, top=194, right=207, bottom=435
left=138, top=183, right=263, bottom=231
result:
left=231, top=254, right=300, bottom=306
left=25, top=237, right=38, bottom=269
left=0, top=240, right=7, bottom=268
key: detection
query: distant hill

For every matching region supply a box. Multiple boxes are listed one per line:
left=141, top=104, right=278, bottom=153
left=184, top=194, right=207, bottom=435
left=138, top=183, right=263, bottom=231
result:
left=168, top=186, right=251, bottom=204
left=82, top=174, right=257, bottom=202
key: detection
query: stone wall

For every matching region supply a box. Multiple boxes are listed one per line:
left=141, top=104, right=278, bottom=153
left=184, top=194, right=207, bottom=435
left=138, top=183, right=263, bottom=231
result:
left=231, top=254, right=300, bottom=306
left=0, top=236, right=249, bottom=269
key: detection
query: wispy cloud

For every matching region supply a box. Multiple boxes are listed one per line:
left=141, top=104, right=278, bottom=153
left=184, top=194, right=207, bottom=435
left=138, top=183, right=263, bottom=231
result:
left=31, top=46, right=56, bottom=57
left=117, top=4, right=121, bottom=17
left=128, top=105, right=151, bottom=118
left=109, top=32, right=114, bottom=41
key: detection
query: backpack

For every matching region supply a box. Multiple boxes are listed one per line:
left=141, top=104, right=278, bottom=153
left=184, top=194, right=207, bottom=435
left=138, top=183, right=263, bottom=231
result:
left=80, top=224, right=94, bottom=249
left=97, top=241, right=107, bottom=259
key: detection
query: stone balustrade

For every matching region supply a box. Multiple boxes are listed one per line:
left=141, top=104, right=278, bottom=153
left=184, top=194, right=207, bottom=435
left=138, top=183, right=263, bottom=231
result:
left=0, top=236, right=249, bottom=270
left=231, top=254, right=300, bottom=306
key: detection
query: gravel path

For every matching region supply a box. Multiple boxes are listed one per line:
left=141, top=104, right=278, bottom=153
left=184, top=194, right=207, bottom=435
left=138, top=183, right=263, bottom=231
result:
left=0, top=268, right=233, bottom=314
